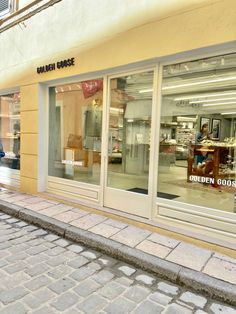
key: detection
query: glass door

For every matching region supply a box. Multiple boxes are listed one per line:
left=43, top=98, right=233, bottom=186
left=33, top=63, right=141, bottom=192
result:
left=104, top=70, right=154, bottom=217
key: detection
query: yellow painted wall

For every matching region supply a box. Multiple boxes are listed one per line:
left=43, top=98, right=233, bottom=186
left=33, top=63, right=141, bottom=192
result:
left=20, top=84, right=38, bottom=193
left=1, top=0, right=236, bottom=90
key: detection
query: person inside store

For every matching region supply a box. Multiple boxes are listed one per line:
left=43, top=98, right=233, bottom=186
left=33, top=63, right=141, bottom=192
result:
left=195, top=123, right=211, bottom=166
left=196, top=123, right=211, bottom=144
left=12, top=123, right=20, bottom=169
left=0, top=141, right=5, bottom=160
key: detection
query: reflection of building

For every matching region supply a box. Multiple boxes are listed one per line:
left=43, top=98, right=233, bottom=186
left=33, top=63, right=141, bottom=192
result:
left=1, top=1, right=236, bottom=248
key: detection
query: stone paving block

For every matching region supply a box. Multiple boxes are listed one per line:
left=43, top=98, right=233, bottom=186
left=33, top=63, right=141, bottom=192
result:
left=195, top=310, right=208, bottom=314
left=136, top=239, right=172, bottom=258
left=98, top=256, right=118, bottom=267
left=0, top=286, right=29, bottom=304
left=53, top=209, right=87, bottom=222
left=166, top=242, right=212, bottom=271
left=25, top=263, right=51, bottom=277
left=6, top=218, right=19, bottom=223
left=124, top=285, right=150, bottom=302
left=87, top=261, right=102, bottom=271
left=98, top=281, right=125, bottom=300
left=26, top=245, right=48, bottom=256
left=115, top=276, right=134, bottom=287
left=48, top=277, right=76, bottom=294
left=89, top=222, right=121, bottom=237
left=104, top=296, right=136, bottom=314
left=15, top=221, right=29, bottom=228
left=203, top=257, right=236, bottom=285
left=135, top=274, right=155, bottom=285
left=8, top=244, right=29, bottom=254
left=0, top=302, right=28, bottom=314
left=47, top=265, right=73, bottom=280
left=30, top=305, right=57, bottom=314
left=133, top=300, right=164, bottom=314
left=70, top=213, right=107, bottom=230
left=0, top=272, right=31, bottom=290
left=68, top=255, right=89, bottom=268
left=30, top=229, right=48, bottom=237
left=23, top=288, right=56, bottom=309
left=51, top=291, right=79, bottom=311
left=73, top=279, right=101, bottom=297
left=6, top=252, right=28, bottom=263
left=81, top=249, right=101, bottom=260
left=111, top=225, right=151, bottom=247
left=67, top=244, right=84, bottom=253
left=46, top=255, right=68, bottom=267
left=104, top=218, right=128, bottom=229
left=149, top=291, right=173, bottom=305
left=45, top=246, right=66, bottom=256
left=157, top=282, right=180, bottom=295
left=23, top=197, right=48, bottom=204
left=24, top=201, right=55, bottom=211
left=39, top=205, right=70, bottom=217
left=77, top=293, right=108, bottom=314
left=26, top=254, right=49, bottom=265
left=44, top=234, right=60, bottom=242
left=180, top=291, right=207, bottom=308
left=3, top=261, right=28, bottom=274
left=69, top=266, right=96, bottom=281
left=162, top=303, right=193, bottom=314
left=27, top=238, right=45, bottom=246
left=118, top=265, right=136, bottom=276
left=91, top=269, right=114, bottom=285
left=24, top=275, right=52, bottom=291
left=210, top=302, right=236, bottom=314
left=213, top=253, right=236, bottom=264
left=54, top=238, right=71, bottom=247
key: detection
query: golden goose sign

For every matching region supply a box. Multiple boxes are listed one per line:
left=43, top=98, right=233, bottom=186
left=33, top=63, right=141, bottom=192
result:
left=37, top=58, right=75, bottom=74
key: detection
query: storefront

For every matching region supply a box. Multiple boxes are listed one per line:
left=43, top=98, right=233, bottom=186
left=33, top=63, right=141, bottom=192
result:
left=0, top=92, right=21, bottom=187
left=0, top=0, right=236, bottom=246
left=43, top=51, right=236, bottom=244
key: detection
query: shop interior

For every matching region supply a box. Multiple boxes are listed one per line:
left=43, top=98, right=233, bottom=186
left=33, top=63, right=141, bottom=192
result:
left=158, top=53, right=236, bottom=213
left=49, top=53, right=236, bottom=214
left=0, top=93, right=21, bottom=171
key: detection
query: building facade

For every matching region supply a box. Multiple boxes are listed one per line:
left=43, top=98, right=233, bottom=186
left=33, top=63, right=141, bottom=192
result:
left=0, top=0, right=236, bottom=247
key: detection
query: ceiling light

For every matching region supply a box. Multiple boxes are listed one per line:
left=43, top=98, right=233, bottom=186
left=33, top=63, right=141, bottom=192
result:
left=162, top=76, right=236, bottom=90
left=189, top=97, right=236, bottom=104
left=139, top=89, right=153, bottom=93
left=203, top=101, right=236, bottom=107
left=221, top=112, right=236, bottom=115
left=174, top=91, right=236, bottom=101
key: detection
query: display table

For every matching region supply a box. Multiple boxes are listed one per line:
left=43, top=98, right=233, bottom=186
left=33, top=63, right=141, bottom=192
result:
left=187, top=145, right=233, bottom=186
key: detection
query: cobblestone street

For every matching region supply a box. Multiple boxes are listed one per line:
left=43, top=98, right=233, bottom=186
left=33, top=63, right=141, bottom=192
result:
left=0, top=213, right=235, bottom=314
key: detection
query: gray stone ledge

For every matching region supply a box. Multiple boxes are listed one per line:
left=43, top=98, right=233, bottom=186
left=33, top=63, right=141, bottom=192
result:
left=0, top=200, right=21, bottom=217
left=178, top=268, right=236, bottom=306
left=18, top=208, right=68, bottom=236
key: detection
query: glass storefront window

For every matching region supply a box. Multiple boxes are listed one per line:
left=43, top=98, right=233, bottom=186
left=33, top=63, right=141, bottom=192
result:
left=48, top=79, right=103, bottom=185
left=107, top=71, right=153, bottom=192
left=158, top=53, right=236, bottom=213
left=0, top=93, right=21, bottom=170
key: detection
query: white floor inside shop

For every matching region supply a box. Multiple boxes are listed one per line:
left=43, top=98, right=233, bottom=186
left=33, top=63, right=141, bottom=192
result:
left=69, top=160, right=235, bottom=213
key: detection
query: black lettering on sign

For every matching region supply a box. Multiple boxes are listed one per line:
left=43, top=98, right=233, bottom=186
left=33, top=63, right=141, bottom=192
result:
left=37, top=58, right=75, bottom=74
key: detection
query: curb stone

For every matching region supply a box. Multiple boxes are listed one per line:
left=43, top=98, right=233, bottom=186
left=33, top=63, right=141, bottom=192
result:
left=0, top=199, right=235, bottom=306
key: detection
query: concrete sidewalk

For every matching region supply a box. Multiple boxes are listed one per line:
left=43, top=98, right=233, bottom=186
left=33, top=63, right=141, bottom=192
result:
left=0, top=188, right=236, bottom=306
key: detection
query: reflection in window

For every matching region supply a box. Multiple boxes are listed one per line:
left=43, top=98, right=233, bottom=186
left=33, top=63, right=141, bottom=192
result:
left=107, top=71, right=154, bottom=192
left=48, top=79, right=103, bottom=185
left=158, top=53, right=236, bottom=213
left=0, top=93, right=21, bottom=171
